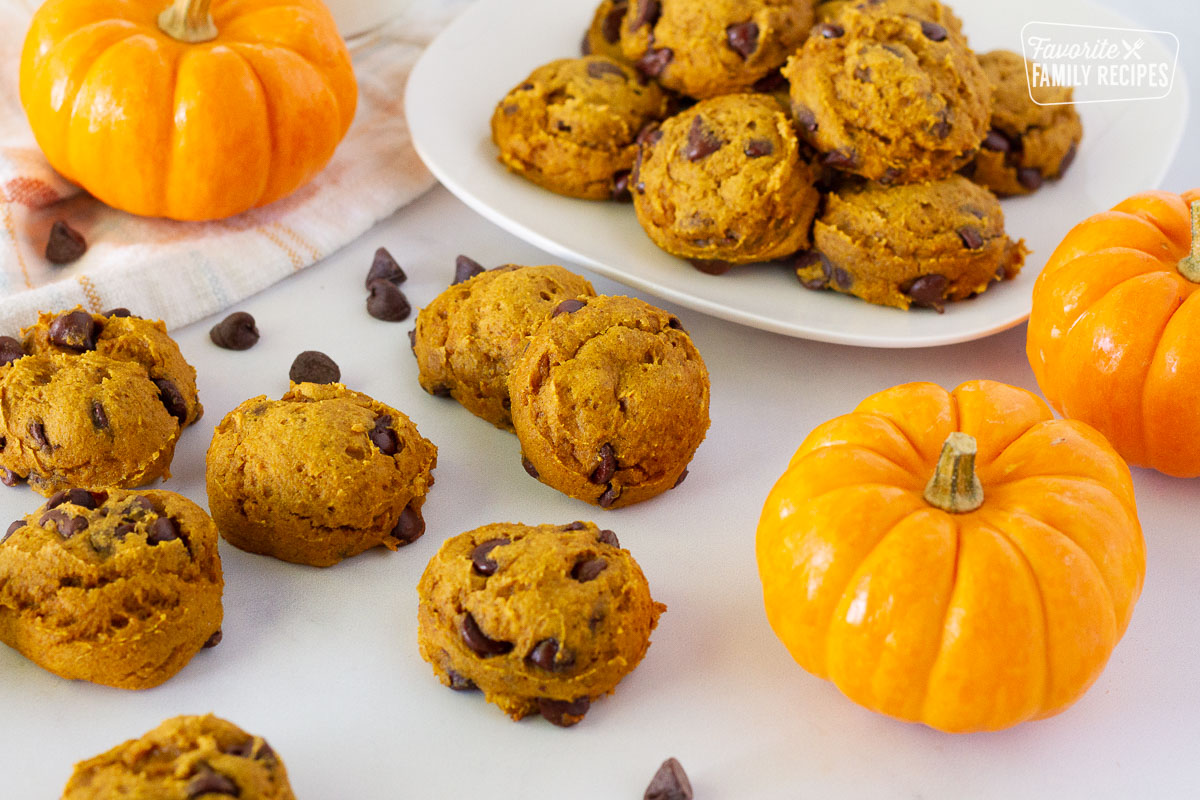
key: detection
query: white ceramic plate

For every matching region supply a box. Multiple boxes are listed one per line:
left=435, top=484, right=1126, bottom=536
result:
left=405, top=0, right=1188, bottom=347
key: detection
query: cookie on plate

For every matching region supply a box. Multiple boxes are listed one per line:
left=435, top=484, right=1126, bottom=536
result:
left=412, top=264, right=596, bottom=430
left=965, top=49, right=1083, bottom=196
left=797, top=175, right=1027, bottom=310
left=492, top=56, right=668, bottom=200
left=619, top=0, right=815, bottom=98
left=417, top=521, right=665, bottom=726
left=206, top=381, right=436, bottom=567
left=0, top=489, right=222, bottom=689
left=509, top=295, right=709, bottom=508
left=62, top=714, right=293, bottom=800
left=632, top=93, right=820, bottom=269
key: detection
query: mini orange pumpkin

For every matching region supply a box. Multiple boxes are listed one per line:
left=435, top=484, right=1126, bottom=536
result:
left=20, top=0, right=357, bottom=221
left=756, top=380, right=1144, bottom=733
left=1027, top=189, right=1200, bottom=476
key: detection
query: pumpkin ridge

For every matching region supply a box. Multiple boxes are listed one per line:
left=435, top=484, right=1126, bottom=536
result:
left=223, top=43, right=277, bottom=209
left=911, top=514, right=961, bottom=717
left=863, top=413, right=930, bottom=471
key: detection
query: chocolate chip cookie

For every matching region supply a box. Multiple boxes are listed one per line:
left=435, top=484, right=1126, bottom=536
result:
left=797, top=175, right=1027, bottom=310
left=816, top=0, right=964, bottom=36
left=582, top=0, right=631, bottom=61
left=412, top=264, right=596, bottom=430
left=492, top=56, right=668, bottom=200
left=417, top=521, right=665, bottom=726
left=509, top=295, right=709, bottom=508
left=619, top=0, right=815, bottom=99
left=206, top=381, right=437, bottom=567
left=62, top=714, right=293, bottom=799
left=632, top=93, right=820, bottom=267
left=965, top=49, right=1083, bottom=196
left=784, top=1, right=990, bottom=183
left=0, top=489, right=222, bottom=689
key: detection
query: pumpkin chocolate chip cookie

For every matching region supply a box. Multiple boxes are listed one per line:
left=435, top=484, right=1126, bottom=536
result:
left=509, top=295, right=709, bottom=508
left=797, top=175, right=1027, bottom=311
left=632, top=93, right=820, bottom=268
left=412, top=264, right=596, bottom=431
left=206, top=382, right=436, bottom=567
left=965, top=50, right=1083, bottom=196
left=62, top=714, right=294, bottom=800
left=582, top=0, right=631, bottom=61
left=0, top=489, right=222, bottom=689
left=492, top=55, right=668, bottom=200
left=417, top=521, right=665, bottom=726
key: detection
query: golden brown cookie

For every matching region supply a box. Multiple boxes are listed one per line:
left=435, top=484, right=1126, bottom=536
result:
left=417, top=521, right=665, bottom=726
left=492, top=56, right=668, bottom=200
left=632, top=93, right=820, bottom=268
left=413, top=264, right=597, bottom=431
left=206, top=382, right=437, bottom=568
left=509, top=295, right=709, bottom=508
left=816, top=0, right=964, bottom=35
left=619, top=0, right=815, bottom=98
left=784, top=3, right=990, bottom=183
left=0, top=489, right=222, bottom=690
left=797, top=175, right=1027, bottom=310
left=582, top=0, right=631, bottom=62
left=62, top=714, right=293, bottom=800
left=965, top=50, right=1083, bottom=196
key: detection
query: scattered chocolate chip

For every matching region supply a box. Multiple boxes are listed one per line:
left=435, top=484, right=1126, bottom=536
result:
left=587, top=60, right=626, bottom=80
left=1018, top=167, right=1044, bottom=191
left=471, top=538, right=509, bottom=576
left=390, top=505, right=425, bottom=545
left=1059, top=142, right=1078, bottom=174
left=459, top=612, right=513, bottom=657
left=689, top=258, right=735, bottom=275
left=822, top=148, right=857, bottom=169
left=106, top=307, right=133, bottom=318
left=817, top=22, right=844, bottom=38
left=921, top=20, right=948, bottom=41
left=672, top=468, right=689, bottom=488
left=453, top=254, right=485, bottom=285
left=611, top=170, right=632, bottom=202
left=152, top=378, right=189, bottom=424
left=45, top=220, right=87, bottom=265
left=2, top=519, right=22, bottom=542
left=185, top=767, right=239, bottom=798
left=147, top=516, right=180, bottom=545
left=752, top=70, right=785, bottom=93
left=553, top=299, right=587, bottom=317
left=538, top=696, right=590, bottom=727
left=636, top=47, right=673, bottom=78
left=446, top=669, right=478, bottom=691
left=726, top=21, right=759, bottom=59
left=597, top=529, right=620, bottom=547
left=203, top=630, right=222, bottom=648
left=90, top=400, right=109, bottom=431
left=957, top=227, right=984, bottom=250
left=590, top=444, right=617, bottom=484
left=645, top=757, right=693, bottom=800
left=0, top=470, right=20, bottom=488
left=631, top=0, right=660, bottom=31
left=562, top=521, right=586, bottom=531
left=528, top=638, right=574, bottom=671
left=0, top=337, right=25, bottom=367
left=601, top=1, right=626, bottom=43
left=40, top=509, right=87, bottom=538
left=684, top=115, right=724, bottom=162
left=28, top=421, right=48, bottom=449
left=744, top=138, right=774, bottom=158
left=369, top=416, right=400, bottom=455
left=598, top=484, right=619, bottom=508
left=522, top=456, right=540, bottom=479
left=366, top=247, right=406, bottom=288
left=289, top=351, right=340, bottom=385
left=367, top=280, right=412, bottom=322
left=572, top=557, right=608, bottom=582
left=902, top=273, right=949, bottom=312
left=47, top=310, right=98, bottom=352
left=854, top=65, right=872, bottom=82
left=209, top=311, right=260, bottom=350
left=982, top=129, right=1011, bottom=153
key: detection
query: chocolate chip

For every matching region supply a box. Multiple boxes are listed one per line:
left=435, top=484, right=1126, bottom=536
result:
left=744, top=138, right=774, bottom=158
left=537, top=696, right=590, bottom=727
left=52, top=488, right=98, bottom=509
left=555, top=120, right=572, bottom=133
left=45, top=220, right=87, bottom=265
left=982, top=129, right=1011, bottom=153
left=106, top=307, right=133, bottom=318
left=114, top=522, right=136, bottom=539
left=209, top=311, right=260, bottom=350
left=366, top=280, right=412, bottom=322
left=587, top=60, right=626, bottom=80
left=0, top=470, right=20, bottom=488
left=152, top=378, right=188, bottom=424
left=453, top=254, right=485, bottom=284
left=635, top=47, right=673, bottom=78
left=147, top=516, right=180, bottom=545
left=446, top=669, right=478, bottom=691
left=28, top=421, right=48, bottom=449
left=921, top=20, right=948, bottom=41
left=46, top=490, right=69, bottom=509
left=689, top=258, right=735, bottom=275
left=459, top=612, right=513, bottom=657
left=128, top=495, right=155, bottom=512
left=957, top=227, right=984, bottom=250
left=752, top=70, right=785, bottom=93
left=572, top=557, right=608, bottom=582
left=630, top=0, right=660, bottom=31
left=391, top=505, right=425, bottom=545
left=408, top=328, right=417, bottom=352
left=879, top=167, right=902, bottom=185
left=562, top=521, right=586, bottom=531
left=598, top=484, right=619, bottom=507
left=366, top=247, right=406, bottom=287
left=902, top=273, right=949, bottom=312
left=1018, top=167, right=1044, bottom=190
left=528, top=638, right=574, bottom=671
left=833, top=267, right=853, bottom=290
left=684, top=116, right=724, bottom=162
left=369, top=416, right=400, bottom=455
left=203, top=630, right=222, bottom=648
left=1059, top=142, right=1078, bottom=174
left=637, top=124, right=663, bottom=147
left=471, top=537, right=509, bottom=576
left=672, top=468, right=688, bottom=488
left=822, top=148, right=857, bottom=169
left=817, top=23, right=844, bottom=38
left=726, top=21, right=759, bottom=58
left=589, top=444, right=617, bottom=484
left=931, top=118, right=952, bottom=139
left=611, top=170, right=632, bottom=202
left=0, top=337, right=24, bottom=367
left=431, top=384, right=453, bottom=398
left=597, top=529, right=620, bottom=547
left=601, top=1, right=626, bottom=42
left=2, top=519, right=22, bottom=542
left=522, top=456, right=540, bottom=479
left=645, top=757, right=694, bottom=800
left=47, top=310, right=98, bottom=352
left=40, top=509, right=87, bottom=538
left=793, top=105, right=818, bottom=134
left=854, top=65, right=872, bottom=82
left=552, top=298, right=587, bottom=318
left=289, top=351, right=340, bottom=385
left=91, top=400, right=109, bottom=431
left=186, top=767, right=239, bottom=798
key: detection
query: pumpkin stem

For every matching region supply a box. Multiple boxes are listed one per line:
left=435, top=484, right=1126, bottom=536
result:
left=1179, top=201, right=1200, bottom=283
left=923, top=432, right=984, bottom=514
left=158, top=0, right=217, bottom=43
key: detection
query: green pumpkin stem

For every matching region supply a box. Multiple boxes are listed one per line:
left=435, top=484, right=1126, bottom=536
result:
left=1179, top=201, right=1200, bottom=283
left=924, top=432, right=984, bottom=514
left=158, top=0, right=217, bottom=43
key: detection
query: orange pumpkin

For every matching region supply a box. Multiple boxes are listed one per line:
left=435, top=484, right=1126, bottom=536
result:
left=756, top=380, right=1144, bottom=733
left=20, top=0, right=357, bottom=221
left=1027, top=190, right=1200, bottom=476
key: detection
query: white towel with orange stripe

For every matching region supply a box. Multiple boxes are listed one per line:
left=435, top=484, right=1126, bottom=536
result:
left=0, top=0, right=458, bottom=332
